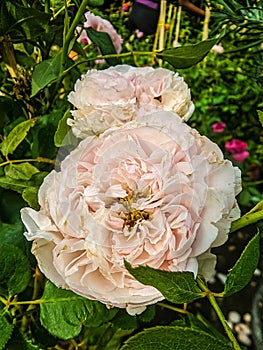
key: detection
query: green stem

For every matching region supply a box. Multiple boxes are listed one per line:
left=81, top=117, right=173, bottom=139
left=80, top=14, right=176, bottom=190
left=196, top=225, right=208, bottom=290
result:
left=157, top=302, right=188, bottom=314
left=230, top=199, right=263, bottom=233
left=50, top=0, right=90, bottom=108
left=0, top=157, right=56, bottom=168
left=60, top=0, right=89, bottom=76
left=197, top=278, right=241, bottom=350
left=0, top=296, right=7, bottom=305
left=45, top=0, right=50, bottom=13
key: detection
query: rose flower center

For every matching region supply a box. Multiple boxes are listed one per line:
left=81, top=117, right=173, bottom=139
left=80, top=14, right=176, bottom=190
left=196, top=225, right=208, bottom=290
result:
left=124, top=209, right=150, bottom=228
left=120, top=194, right=150, bottom=228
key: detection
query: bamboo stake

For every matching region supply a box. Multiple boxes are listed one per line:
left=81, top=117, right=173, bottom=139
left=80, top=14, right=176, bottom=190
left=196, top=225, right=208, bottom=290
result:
left=165, top=4, right=173, bottom=47
left=202, top=6, right=211, bottom=41
left=175, top=5, right=182, bottom=44
left=152, top=16, right=161, bottom=65
left=168, top=5, right=177, bottom=48
left=158, top=0, right=167, bottom=65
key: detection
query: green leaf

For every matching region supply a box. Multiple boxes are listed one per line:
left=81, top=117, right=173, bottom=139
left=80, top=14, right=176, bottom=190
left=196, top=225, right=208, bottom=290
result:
left=5, top=163, right=39, bottom=181
left=0, top=220, right=26, bottom=251
left=0, top=119, right=36, bottom=157
left=22, top=187, right=39, bottom=210
left=31, top=52, right=62, bottom=97
left=156, top=38, right=219, bottom=69
left=40, top=281, right=118, bottom=339
left=4, top=327, right=44, bottom=350
left=0, top=243, right=31, bottom=297
left=0, top=176, right=29, bottom=193
left=258, top=110, right=263, bottom=127
left=54, top=109, right=72, bottom=147
left=124, top=262, right=204, bottom=304
left=0, top=171, right=47, bottom=196
left=120, top=326, right=231, bottom=350
left=224, top=232, right=260, bottom=296
left=85, top=27, right=121, bottom=66
left=87, top=0, right=104, bottom=5
left=0, top=313, right=14, bottom=350
left=5, top=1, right=50, bottom=39
left=0, top=190, right=26, bottom=223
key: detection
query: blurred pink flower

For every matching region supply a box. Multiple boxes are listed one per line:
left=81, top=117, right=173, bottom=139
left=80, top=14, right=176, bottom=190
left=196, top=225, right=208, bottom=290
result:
left=212, top=44, right=224, bottom=54
left=136, top=29, right=144, bottom=39
left=77, top=12, right=122, bottom=54
left=212, top=122, right=226, bottom=133
left=225, top=139, right=249, bottom=162
left=232, top=151, right=250, bottom=162
left=225, top=139, right=248, bottom=153
left=122, top=2, right=131, bottom=12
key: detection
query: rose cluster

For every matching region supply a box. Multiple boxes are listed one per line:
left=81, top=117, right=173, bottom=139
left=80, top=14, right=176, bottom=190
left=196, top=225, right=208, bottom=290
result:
left=21, top=65, right=241, bottom=315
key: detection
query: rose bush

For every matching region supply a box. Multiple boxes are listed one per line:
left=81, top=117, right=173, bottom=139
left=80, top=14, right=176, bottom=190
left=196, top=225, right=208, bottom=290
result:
left=21, top=111, right=241, bottom=315
left=67, top=65, right=195, bottom=137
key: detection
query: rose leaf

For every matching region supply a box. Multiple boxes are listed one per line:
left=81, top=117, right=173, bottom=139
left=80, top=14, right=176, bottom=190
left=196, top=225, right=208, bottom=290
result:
left=223, top=232, right=260, bottom=296
left=31, top=52, right=62, bottom=97
left=5, top=163, right=40, bottom=181
left=0, top=119, right=36, bottom=157
left=0, top=243, right=31, bottom=297
left=258, top=110, right=263, bottom=127
left=40, top=280, right=118, bottom=340
left=156, top=38, right=219, bottom=69
left=120, top=326, right=231, bottom=350
left=0, top=313, right=14, bottom=350
left=85, top=27, right=121, bottom=66
left=124, top=262, right=204, bottom=304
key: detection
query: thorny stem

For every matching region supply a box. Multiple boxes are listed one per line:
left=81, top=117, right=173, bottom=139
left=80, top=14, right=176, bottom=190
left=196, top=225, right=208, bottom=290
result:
left=197, top=278, right=241, bottom=350
left=0, top=157, right=56, bottom=168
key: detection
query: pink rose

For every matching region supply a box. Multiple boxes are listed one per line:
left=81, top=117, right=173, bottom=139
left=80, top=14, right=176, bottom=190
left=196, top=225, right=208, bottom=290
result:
left=212, top=122, right=226, bottom=133
left=68, top=65, right=195, bottom=137
left=21, top=111, right=241, bottom=315
left=77, top=12, right=122, bottom=54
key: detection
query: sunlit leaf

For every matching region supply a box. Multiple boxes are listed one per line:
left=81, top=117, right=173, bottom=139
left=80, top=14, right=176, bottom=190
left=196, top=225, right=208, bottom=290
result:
left=0, top=119, right=36, bottom=157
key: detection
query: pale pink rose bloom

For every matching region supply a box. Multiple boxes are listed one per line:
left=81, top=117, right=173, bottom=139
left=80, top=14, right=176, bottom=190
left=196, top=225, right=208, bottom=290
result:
left=117, top=65, right=194, bottom=120
left=76, top=11, right=122, bottom=54
left=68, top=65, right=194, bottom=137
left=21, top=111, right=241, bottom=315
